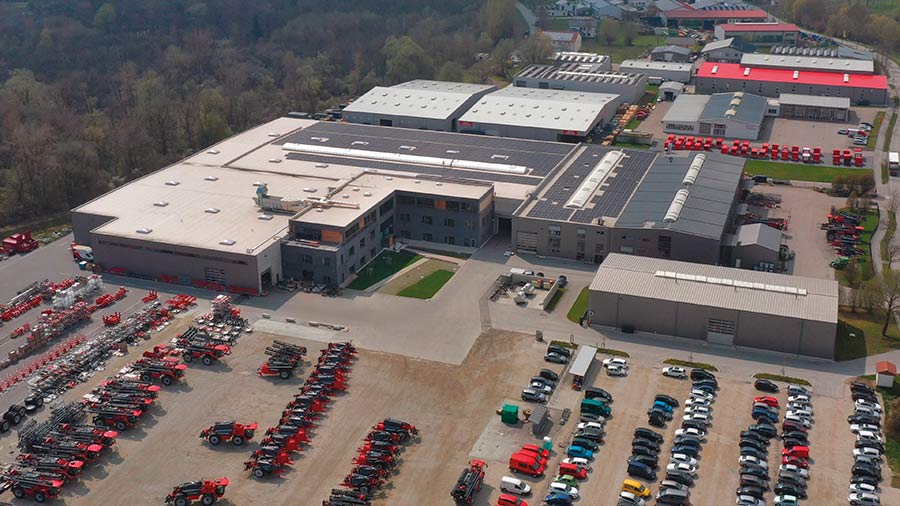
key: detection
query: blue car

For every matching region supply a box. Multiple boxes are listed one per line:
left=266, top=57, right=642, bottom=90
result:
left=652, top=400, right=673, bottom=413
left=751, top=409, right=777, bottom=424
left=545, top=492, right=574, bottom=505
left=566, top=445, right=594, bottom=460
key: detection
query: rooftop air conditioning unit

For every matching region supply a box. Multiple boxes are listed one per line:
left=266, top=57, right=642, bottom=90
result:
left=219, top=239, right=236, bottom=246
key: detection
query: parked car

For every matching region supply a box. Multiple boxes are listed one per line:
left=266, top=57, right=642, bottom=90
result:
left=787, top=385, right=810, bottom=396
left=499, top=476, right=531, bottom=496
left=544, top=352, right=568, bottom=364
left=739, top=455, right=767, bottom=468
left=773, top=494, right=799, bottom=506
left=571, top=436, right=599, bottom=451
left=655, top=394, right=680, bottom=407
left=631, top=445, right=659, bottom=457
left=566, top=445, right=593, bottom=460
left=754, top=379, right=779, bottom=392
left=497, top=494, right=529, bottom=506
left=665, top=469, right=694, bottom=487
left=666, top=462, right=696, bottom=476
left=608, top=365, right=627, bottom=377
left=629, top=455, right=659, bottom=470
left=635, top=428, right=664, bottom=443
left=690, top=369, right=715, bottom=381
left=584, top=387, right=612, bottom=402
left=578, top=421, right=605, bottom=432
left=521, top=389, right=546, bottom=403
left=603, top=358, right=628, bottom=369
left=539, top=369, right=559, bottom=382
left=672, top=444, right=700, bottom=457
left=675, top=427, right=705, bottom=440
left=848, top=492, right=880, bottom=506
left=547, top=345, right=572, bottom=357
left=662, top=367, right=687, bottom=379
left=548, top=482, right=579, bottom=499
left=562, top=457, right=590, bottom=469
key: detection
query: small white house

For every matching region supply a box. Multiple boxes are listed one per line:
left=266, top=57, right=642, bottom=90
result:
left=876, top=361, right=896, bottom=388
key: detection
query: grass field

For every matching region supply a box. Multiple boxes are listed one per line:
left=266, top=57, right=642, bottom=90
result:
left=626, top=117, right=642, bottom=130
left=397, top=269, right=455, bottom=299
left=744, top=159, right=873, bottom=183
left=347, top=250, right=420, bottom=290
left=752, top=373, right=812, bottom=387
left=612, top=141, right=651, bottom=149
left=0, top=213, right=72, bottom=245
left=566, top=287, right=590, bottom=323
left=835, top=208, right=878, bottom=286
left=835, top=307, right=900, bottom=359
left=868, top=111, right=885, bottom=150
left=864, top=373, right=900, bottom=486
left=663, top=359, right=719, bottom=372
left=581, top=34, right=664, bottom=63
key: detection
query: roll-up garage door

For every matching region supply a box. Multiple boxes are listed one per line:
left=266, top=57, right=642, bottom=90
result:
left=706, top=318, right=736, bottom=346
left=516, top=232, right=538, bottom=252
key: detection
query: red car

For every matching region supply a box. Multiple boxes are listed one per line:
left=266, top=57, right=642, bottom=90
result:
left=782, top=446, right=809, bottom=459
left=781, top=455, right=808, bottom=468
left=519, top=444, right=550, bottom=460
left=558, top=462, right=588, bottom=480
left=498, top=494, right=528, bottom=506
left=754, top=396, right=779, bottom=408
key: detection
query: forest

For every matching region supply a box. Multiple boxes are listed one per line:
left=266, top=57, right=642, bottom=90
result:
left=0, top=0, right=528, bottom=228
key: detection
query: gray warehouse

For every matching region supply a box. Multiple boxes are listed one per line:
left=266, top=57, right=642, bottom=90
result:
left=618, top=60, right=694, bottom=84
left=662, top=92, right=768, bottom=140
left=457, top=87, right=621, bottom=141
left=514, top=62, right=648, bottom=104
left=588, top=253, right=839, bottom=358
left=342, top=80, right=495, bottom=131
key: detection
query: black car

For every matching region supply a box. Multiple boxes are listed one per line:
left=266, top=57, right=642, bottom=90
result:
left=539, top=369, right=559, bottom=382
left=848, top=414, right=881, bottom=426
left=740, top=431, right=769, bottom=444
left=736, top=485, right=764, bottom=500
left=655, top=394, right=680, bottom=407
left=781, top=431, right=809, bottom=443
left=632, top=437, right=661, bottom=450
left=649, top=413, right=667, bottom=428
left=775, top=483, right=808, bottom=499
left=749, top=423, right=777, bottom=439
left=671, top=445, right=700, bottom=458
left=673, top=435, right=702, bottom=448
left=754, top=379, right=779, bottom=393
left=852, top=463, right=883, bottom=481
left=649, top=407, right=673, bottom=421
left=740, top=446, right=766, bottom=460
left=783, top=437, right=807, bottom=449
left=693, top=375, right=718, bottom=387
left=853, top=390, right=879, bottom=401
left=585, top=387, right=613, bottom=402
left=634, top=427, right=664, bottom=443
left=739, top=474, right=768, bottom=490
left=855, top=439, right=885, bottom=452
left=681, top=419, right=708, bottom=431
left=576, top=427, right=604, bottom=441
left=547, top=345, right=572, bottom=357
left=666, top=470, right=694, bottom=487
left=740, top=466, right=769, bottom=479
left=690, top=369, right=715, bottom=381
left=778, top=472, right=806, bottom=488
left=851, top=381, right=874, bottom=394
left=572, top=436, right=599, bottom=451
left=850, top=474, right=880, bottom=487
left=740, top=438, right=767, bottom=451
left=631, top=444, right=659, bottom=457
left=629, top=455, right=659, bottom=469
left=692, top=382, right=716, bottom=393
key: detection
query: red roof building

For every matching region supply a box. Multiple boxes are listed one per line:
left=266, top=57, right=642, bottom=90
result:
left=695, top=62, right=889, bottom=106
left=664, top=6, right=769, bottom=28
left=877, top=361, right=897, bottom=375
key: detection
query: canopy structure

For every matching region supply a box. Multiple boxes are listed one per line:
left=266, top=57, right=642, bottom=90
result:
left=569, top=346, right=597, bottom=378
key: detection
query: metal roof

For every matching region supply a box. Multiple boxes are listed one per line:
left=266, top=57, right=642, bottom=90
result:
left=718, top=22, right=800, bottom=32
left=741, top=54, right=874, bottom=74
left=555, top=52, right=611, bottom=65
left=589, top=253, right=839, bottom=323
left=342, top=80, right=495, bottom=120
left=651, top=45, right=692, bottom=56
left=733, top=223, right=782, bottom=252
left=699, top=92, right=767, bottom=125
left=777, top=93, right=850, bottom=109
left=619, top=60, right=694, bottom=73
left=665, top=7, right=768, bottom=19
left=696, top=62, right=889, bottom=90
left=540, top=30, right=581, bottom=43
left=615, top=152, right=745, bottom=239
left=662, top=94, right=710, bottom=123
left=701, top=38, right=756, bottom=53
left=515, top=63, right=645, bottom=86
left=569, top=346, right=597, bottom=377
left=659, top=81, right=686, bottom=92
left=458, top=87, right=618, bottom=135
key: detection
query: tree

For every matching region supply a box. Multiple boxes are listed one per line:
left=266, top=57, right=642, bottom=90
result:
left=93, top=3, right=116, bottom=33
left=872, top=15, right=900, bottom=52
left=518, top=34, right=554, bottom=64
left=469, top=60, right=493, bottom=84
left=845, top=258, right=861, bottom=291
left=620, top=22, right=639, bottom=47
left=436, top=61, right=465, bottom=82
left=382, top=36, right=434, bottom=84
left=873, top=269, right=900, bottom=336
left=599, top=18, right=620, bottom=45
left=480, top=0, right=516, bottom=43
left=491, top=38, right=517, bottom=78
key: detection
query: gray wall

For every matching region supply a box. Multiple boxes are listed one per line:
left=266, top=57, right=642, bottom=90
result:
left=511, top=216, right=610, bottom=263
left=704, top=48, right=746, bottom=63
left=617, top=64, right=692, bottom=84
left=663, top=118, right=761, bottom=140
left=341, top=113, right=453, bottom=132
left=732, top=243, right=778, bottom=268
left=513, top=75, right=647, bottom=104
left=609, top=228, right=722, bottom=265
left=72, top=211, right=115, bottom=245
left=590, top=291, right=836, bottom=358
left=466, top=99, right=620, bottom=141
left=695, top=76, right=889, bottom=106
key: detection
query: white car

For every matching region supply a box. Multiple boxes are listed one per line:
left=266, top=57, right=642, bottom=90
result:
left=850, top=424, right=880, bottom=434
left=690, top=389, right=714, bottom=400
left=662, top=366, right=687, bottom=378
left=607, top=365, right=627, bottom=377
left=562, top=457, right=591, bottom=469
left=857, top=430, right=883, bottom=443
left=784, top=414, right=811, bottom=428
left=788, top=395, right=810, bottom=404
left=684, top=406, right=711, bottom=416
left=577, top=421, right=605, bottom=432
left=849, top=483, right=876, bottom=495
left=670, top=453, right=698, bottom=467
left=529, top=382, right=552, bottom=394
left=853, top=447, right=882, bottom=459
left=787, top=385, right=810, bottom=396
left=855, top=406, right=879, bottom=417
left=603, top=358, right=628, bottom=369
left=848, top=492, right=880, bottom=505
left=787, top=402, right=811, bottom=412
left=620, top=491, right=646, bottom=506
left=774, top=495, right=798, bottom=506
left=548, top=482, right=579, bottom=499
left=683, top=413, right=709, bottom=423
left=685, top=397, right=711, bottom=408
left=739, top=455, right=767, bottom=468
left=666, top=462, right=697, bottom=476
left=855, top=400, right=882, bottom=412
left=675, top=428, right=706, bottom=439
left=786, top=407, right=813, bottom=418
left=737, top=495, right=765, bottom=506
left=779, top=464, right=808, bottom=478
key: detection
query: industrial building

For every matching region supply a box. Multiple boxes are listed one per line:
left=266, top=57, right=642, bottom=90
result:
left=695, top=62, right=889, bottom=106
left=776, top=94, right=850, bottom=122
left=770, top=45, right=874, bottom=61
left=588, top=253, right=839, bottom=358
left=342, top=80, right=495, bottom=131
left=539, top=30, right=583, bottom=52
left=512, top=150, right=746, bottom=264
left=456, top=86, right=621, bottom=141
left=740, top=53, right=875, bottom=74
left=725, top=223, right=783, bottom=268
left=714, top=23, right=800, bottom=47
left=514, top=63, right=648, bottom=103
left=663, top=5, right=769, bottom=29
left=617, top=60, right=694, bottom=83
left=701, top=38, right=757, bottom=63
left=659, top=81, right=686, bottom=101
left=554, top=51, right=612, bottom=71
left=662, top=92, right=768, bottom=140
left=650, top=45, right=692, bottom=63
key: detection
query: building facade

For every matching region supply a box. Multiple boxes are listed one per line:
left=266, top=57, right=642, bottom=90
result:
left=701, top=38, right=756, bottom=63
left=618, top=60, right=694, bottom=83
left=777, top=94, right=850, bottom=122
left=514, top=63, right=648, bottom=103
left=714, top=23, right=800, bottom=46
left=650, top=45, right=692, bottom=63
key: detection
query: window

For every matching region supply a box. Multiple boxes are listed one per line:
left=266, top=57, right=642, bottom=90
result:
left=398, top=196, right=415, bottom=206
left=549, top=237, right=561, bottom=251
left=577, top=228, right=586, bottom=238
left=446, top=200, right=460, bottom=212
left=379, top=199, right=394, bottom=214
left=707, top=318, right=736, bottom=335
left=421, top=215, right=433, bottom=225
left=416, top=198, right=434, bottom=208
left=619, top=245, right=634, bottom=253
left=461, top=202, right=476, bottom=213
left=445, top=236, right=455, bottom=245
left=465, top=220, right=475, bottom=230
left=400, top=212, right=410, bottom=223
left=515, top=80, right=526, bottom=87
left=359, top=255, right=366, bottom=265
left=444, top=218, right=455, bottom=227
left=698, top=123, right=711, bottom=135
left=370, top=229, right=376, bottom=239
left=423, top=233, right=433, bottom=242
left=538, top=81, right=549, bottom=89
left=658, top=235, right=672, bottom=258
left=548, top=225, right=561, bottom=237
left=349, top=246, right=355, bottom=257
left=302, top=254, right=313, bottom=264
left=296, top=228, right=322, bottom=242
left=323, top=257, right=331, bottom=266
left=712, top=124, right=726, bottom=137
left=370, top=248, right=376, bottom=257
left=400, top=230, right=411, bottom=239
left=360, top=237, right=366, bottom=248
left=204, top=267, right=226, bottom=284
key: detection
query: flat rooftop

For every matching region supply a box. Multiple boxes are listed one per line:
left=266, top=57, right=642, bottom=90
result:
left=342, top=80, right=495, bottom=120
left=741, top=53, right=874, bottom=74
left=618, top=60, right=694, bottom=72
left=777, top=93, right=850, bottom=109
left=718, top=22, right=800, bottom=32
left=458, top=87, right=619, bottom=135
left=696, top=62, right=889, bottom=90
left=516, top=63, right=645, bottom=86
left=590, top=253, right=838, bottom=323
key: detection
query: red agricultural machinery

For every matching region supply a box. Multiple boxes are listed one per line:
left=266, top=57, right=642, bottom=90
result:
left=258, top=340, right=307, bottom=379
left=174, top=326, right=234, bottom=366
left=3, top=231, right=39, bottom=254
left=200, top=421, right=258, bottom=446
left=165, top=477, right=230, bottom=506
left=16, top=454, right=84, bottom=481
left=451, top=459, right=486, bottom=504
left=132, top=358, right=187, bottom=386
left=2, top=470, right=64, bottom=502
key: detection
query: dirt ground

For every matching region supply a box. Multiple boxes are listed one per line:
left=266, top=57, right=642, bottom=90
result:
left=761, top=108, right=881, bottom=152
left=633, top=100, right=672, bottom=140
left=379, top=258, right=459, bottom=295
left=753, top=185, right=845, bottom=280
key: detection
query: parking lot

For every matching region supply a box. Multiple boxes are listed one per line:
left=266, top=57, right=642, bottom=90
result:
left=761, top=108, right=881, bottom=152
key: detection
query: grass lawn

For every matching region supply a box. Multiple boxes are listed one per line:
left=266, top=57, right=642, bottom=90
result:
left=566, top=287, right=590, bottom=323
left=752, top=373, right=811, bottom=387
left=397, top=269, right=455, bottom=299
left=347, top=250, right=420, bottom=290
left=885, top=112, right=897, bottom=153
left=883, top=161, right=890, bottom=184
left=612, top=141, right=651, bottom=149
left=581, top=34, right=664, bottom=63
left=835, top=208, right=878, bottom=286
left=744, top=159, right=873, bottom=184
left=835, top=307, right=900, bottom=359
left=881, top=210, right=896, bottom=267
left=663, top=359, right=719, bottom=372
left=867, top=111, right=885, bottom=150
left=597, top=348, right=630, bottom=358
left=626, top=117, right=642, bottom=130
left=543, top=287, right=566, bottom=312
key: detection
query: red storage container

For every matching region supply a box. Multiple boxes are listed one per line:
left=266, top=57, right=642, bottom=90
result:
left=686, top=136, right=694, bottom=145
left=664, top=141, right=671, bottom=150
left=772, top=149, right=779, bottom=160
left=782, top=147, right=790, bottom=159
left=674, top=140, right=683, bottom=150
left=721, top=145, right=729, bottom=154
left=730, top=145, right=739, bottom=155
left=791, top=150, right=799, bottom=161
left=716, top=137, right=724, bottom=147
left=772, top=143, right=780, bottom=152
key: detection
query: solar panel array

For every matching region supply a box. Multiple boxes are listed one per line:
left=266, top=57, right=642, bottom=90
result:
left=280, top=122, right=573, bottom=177
left=527, top=146, right=656, bottom=223
left=702, top=3, right=753, bottom=10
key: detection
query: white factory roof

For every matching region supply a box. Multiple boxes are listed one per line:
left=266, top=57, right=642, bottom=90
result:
left=342, top=80, right=495, bottom=120
left=589, top=253, right=839, bottom=323
left=458, top=87, right=618, bottom=134
left=777, top=93, right=850, bottom=109
left=618, top=60, right=694, bottom=72
left=740, top=53, right=874, bottom=74
left=661, top=94, right=710, bottom=123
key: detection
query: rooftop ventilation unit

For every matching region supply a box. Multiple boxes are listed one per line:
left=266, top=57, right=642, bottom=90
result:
left=682, top=154, right=705, bottom=185
left=734, top=91, right=744, bottom=98
left=303, top=188, right=318, bottom=193
left=664, top=189, right=690, bottom=223
left=267, top=132, right=280, bottom=137
left=269, top=158, right=282, bottom=163
left=282, top=143, right=529, bottom=174
left=153, top=201, right=169, bottom=207
left=205, top=176, right=219, bottom=181
left=136, top=228, right=153, bottom=234
left=363, top=192, right=372, bottom=197
left=351, top=141, right=369, bottom=146
left=729, top=97, right=742, bottom=107
left=724, top=109, right=737, bottom=117
left=315, top=163, right=329, bottom=168
left=564, top=150, right=625, bottom=209
left=165, top=180, right=180, bottom=186
left=711, top=65, right=719, bottom=74
left=258, top=214, right=274, bottom=221
left=792, top=71, right=799, bottom=79
left=843, top=73, right=849, bottom=83
left=309, top=136, right=329, bottom=143
left=654, top=270, right=808, bottom=296
left=219, top=239, right=236, bottom=246
left=743, top=67, right=751, bottom=76
left=253, top=181, right=265, bottom=187
left=205, top=208, right=221, bottom=214
left=206, top=149, right=220, bottom=155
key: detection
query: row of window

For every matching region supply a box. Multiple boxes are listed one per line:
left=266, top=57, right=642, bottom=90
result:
left=399, top=213, right=476, bottom=229
left=398, top=230, right=476, bottom=246
left=396, top=196, right=477, bottom=213
left=97, top=239, right=249, bottom=265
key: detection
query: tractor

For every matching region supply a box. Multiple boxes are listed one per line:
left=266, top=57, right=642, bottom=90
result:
left=451, top=459, right=486, bottom=504
left=2, top=470, right=64, bottom=503
left=199, top=421, right=258, bottom=446
left=165, top=477, right=229, bottom=506
left=244, top=452, right=293, bottom=478
left=133, top=359, right=187, bottom=386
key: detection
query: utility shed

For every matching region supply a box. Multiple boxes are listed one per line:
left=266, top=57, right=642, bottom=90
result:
left=662, top=92, right=767, bottom=140
left=777, top=94, right=850, bottom=122
left=588, top=253, right=839, bottom=358
left=876, top=361, right=896, bottom=388
left=728, top=223, right=782, bottom=268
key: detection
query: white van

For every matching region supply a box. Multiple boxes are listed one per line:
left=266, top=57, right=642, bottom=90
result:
left=500, top=476, right=531, bottom=495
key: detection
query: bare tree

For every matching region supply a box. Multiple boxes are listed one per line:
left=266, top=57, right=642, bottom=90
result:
left=873, top=269, right=900, bottom=336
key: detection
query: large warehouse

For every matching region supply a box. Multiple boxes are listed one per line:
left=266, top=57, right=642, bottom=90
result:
left=740, top=53, right=875, bottom=74
left=456, top=86, right=621, bottom=141
left=514, top=63, right=647, bottom=104
left=662, top=92, right=768, bottom=140
left=617, top=60, right=694, bottom=83
left=342, top=80, right=495, bottom=131
left=663, top=6, right=769, bottom=29
left=714, top=23, right=800, bottom=46
left=588, top=254, right=839, bottom=358
left=695, top=62, right=889, bottom=106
